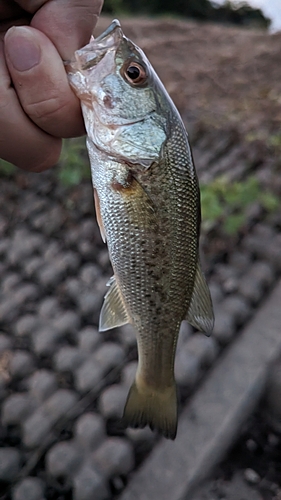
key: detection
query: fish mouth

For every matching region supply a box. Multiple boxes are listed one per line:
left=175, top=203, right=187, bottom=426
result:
left=68, top=19, right=123, bottom=72
left=94, top=19, right=121, bottom=42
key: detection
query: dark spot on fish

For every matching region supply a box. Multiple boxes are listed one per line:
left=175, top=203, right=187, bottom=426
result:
left=103, top=94, right=114, bottom=109
left=111, top=172, right=133, bottom=191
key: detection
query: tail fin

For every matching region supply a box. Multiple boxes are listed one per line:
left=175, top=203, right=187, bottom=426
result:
left=122, top=378, right=178, bottom=440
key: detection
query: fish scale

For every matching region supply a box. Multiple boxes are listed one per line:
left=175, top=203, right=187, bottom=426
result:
left=68, top=19, right=214, bottom=439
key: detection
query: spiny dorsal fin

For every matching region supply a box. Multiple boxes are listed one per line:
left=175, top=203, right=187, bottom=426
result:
left=99, top=276, right=130, bottom=332
left=186, top=260, right=214, bottom=336
left=94, top=188, right=106, bottom=243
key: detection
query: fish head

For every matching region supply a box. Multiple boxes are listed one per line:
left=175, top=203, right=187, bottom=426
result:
left=68, top=20, right=169, bottom=165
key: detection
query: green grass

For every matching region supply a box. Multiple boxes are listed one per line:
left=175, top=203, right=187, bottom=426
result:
left=0, top=159, right=16, bottom=176
left=58, top=138, right=91, bottom=186
left=201, top=176, right=278, bottom=235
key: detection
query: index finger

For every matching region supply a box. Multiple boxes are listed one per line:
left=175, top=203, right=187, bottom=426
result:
left=16, top=0, right=103, bottom=59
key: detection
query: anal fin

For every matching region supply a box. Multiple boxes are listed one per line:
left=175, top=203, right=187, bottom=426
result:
left=186, top=260, right=214, bottom=336
left=99, top=276, right=130, bottom=332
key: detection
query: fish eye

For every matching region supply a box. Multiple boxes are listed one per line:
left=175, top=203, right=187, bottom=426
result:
left=122, top=62, right=147, bottom=86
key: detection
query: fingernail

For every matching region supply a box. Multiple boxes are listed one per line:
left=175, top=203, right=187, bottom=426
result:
left=5, top=27, right=41, bottom=72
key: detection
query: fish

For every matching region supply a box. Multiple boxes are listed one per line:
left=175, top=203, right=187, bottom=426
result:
left=68, top=19, right=214, bottom=440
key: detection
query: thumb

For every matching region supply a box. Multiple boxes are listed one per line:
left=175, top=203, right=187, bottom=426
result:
left=4, top=25, right=84, bottom=138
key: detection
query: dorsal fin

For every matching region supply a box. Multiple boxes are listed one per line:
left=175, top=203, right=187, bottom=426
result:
left=185, top=260, right=214, bottom=336
left=94, top=188, right=106, bottom=243
left=99, top=276, right=130, bottom=332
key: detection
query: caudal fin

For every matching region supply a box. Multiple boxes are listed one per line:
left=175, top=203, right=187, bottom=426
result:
left=122, top=378, right=178, bottom=440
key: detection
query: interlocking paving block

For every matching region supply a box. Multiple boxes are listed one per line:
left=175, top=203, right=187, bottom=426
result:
left=14, top=314, right=39, bottom=337
left=0, top=333, right=12, bottom=351
left=52, top=311, right=81, bottom=336
left=13, top=283, right=39, bottom=305
left=46, top=441, right=82, bottom=477
left=92, top=437, right=135, bottom=478
left=74, top=358, right=105, bottom=394
left=9, top=350, right=35, bottom=379
left=0, top=447, right=21, bottom=482
left=27, top=369, right=57, bottom=402
left=12, top=477, right=45, bottom=500
left=222, top=295, right=252, bottom=327
left=37, top=263, right=65, bottom=288
left=42, top=389, right=78, bottom=423
left=38, top=297, right=60, bottom=318
left=175, top=347, right=201, bottom=389
left=0, top=238, right=10, bottom=257
left=23, top=257, right=44, bottom=279
left=212, top=308, right=236, bottom=345
left=2, top=273, right=21, bottom=293
left=98, top=384, right=128, bottom=420
left=76, top=291, right=102, bottom=317
left=94, top=342, right=125, bottom=374
left=0, top=298, right=20, bottom=323
left=79, top=263, right=101, bottom=284
left=184, top=334, right=219, bottom=368
left=126, top=427, right=156, bottom=447
left=23, top=409, right=55, bottom=448
left=78, top=326, right=101, bottom=352
left=23, top=389, right=78, bottom=448
left=120, top=279, right=281, bottom=500
left=228, top=251, right=251, bottom=273
left=73, top=463, right=109, bottom=500
left=75, top=413, right=105, bottom=450
left=2, top=393, right=36, bottom=425
left=238, top=261, right=274, bottom=304
left=32, top=326, right=61, bottom=356
left=54, top=346, right=86, bottom=372
left=251, top=261, right=274, bottom=287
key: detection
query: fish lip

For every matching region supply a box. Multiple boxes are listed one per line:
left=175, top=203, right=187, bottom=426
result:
left=94, top=19, right=121, bottom=42
left=68, top=19, right=123, bottom=73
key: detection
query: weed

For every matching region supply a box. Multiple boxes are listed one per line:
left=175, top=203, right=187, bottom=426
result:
left=0, top=159, right=16, bottom=177
left=201, top=176, right=278, bottom=235
left=58, top=138, right=91, bottom=186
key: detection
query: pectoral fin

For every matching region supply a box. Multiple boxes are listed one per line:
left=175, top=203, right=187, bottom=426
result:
left=99, top=276, right=130, bottom=332
left=186, top=261, right=214, bottom=336
left=94, top=189, right=106, bottom=243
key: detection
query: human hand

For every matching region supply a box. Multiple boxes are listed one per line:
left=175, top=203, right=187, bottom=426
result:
left=0, top=0, right=103, bottom=171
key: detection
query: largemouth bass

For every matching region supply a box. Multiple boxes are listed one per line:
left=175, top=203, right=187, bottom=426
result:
left=68, top=20, right=214, bottom=440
